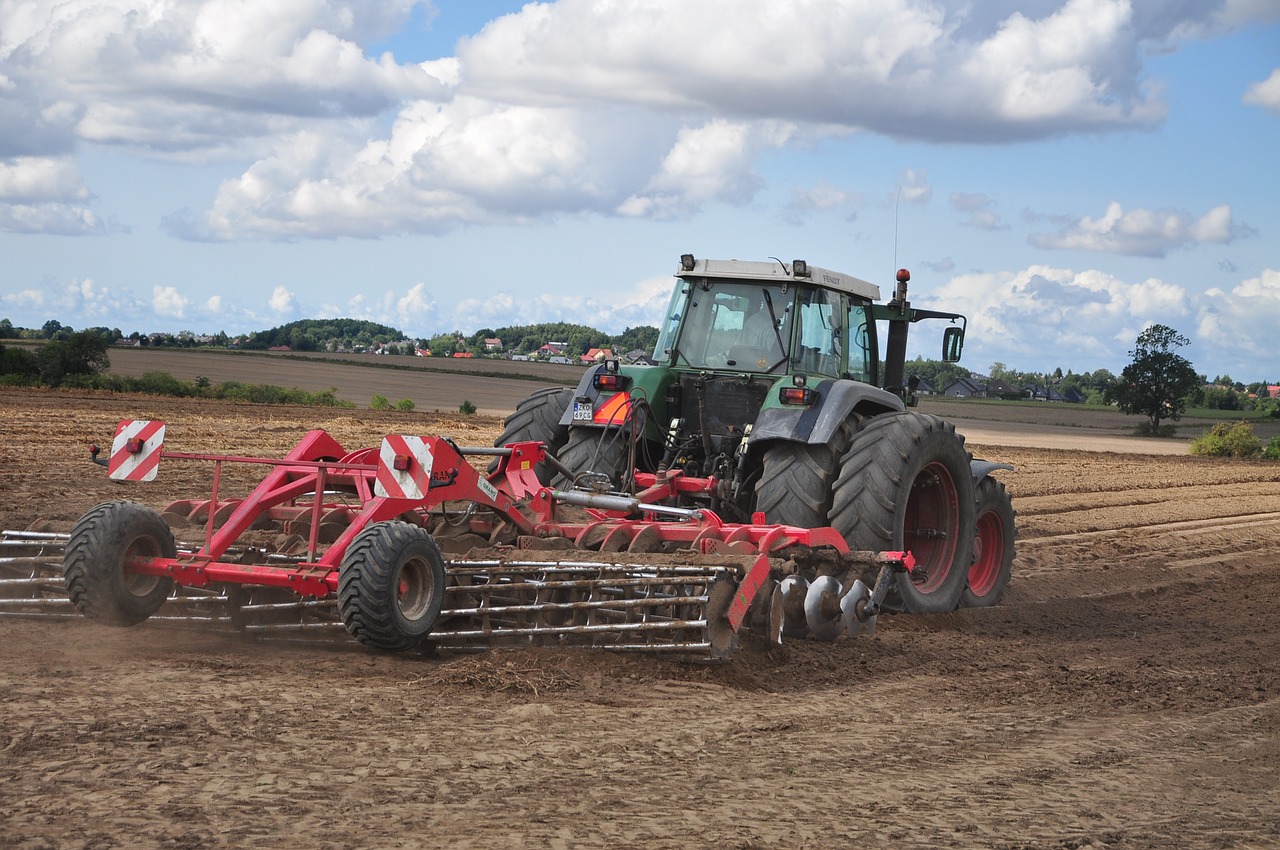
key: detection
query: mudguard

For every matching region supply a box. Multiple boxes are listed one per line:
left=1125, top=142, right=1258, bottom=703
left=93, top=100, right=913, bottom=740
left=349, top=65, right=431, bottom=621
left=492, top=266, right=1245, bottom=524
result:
left=970, top=459, right=1015, bottom=483
left=751, top=378, right=905, bottom=446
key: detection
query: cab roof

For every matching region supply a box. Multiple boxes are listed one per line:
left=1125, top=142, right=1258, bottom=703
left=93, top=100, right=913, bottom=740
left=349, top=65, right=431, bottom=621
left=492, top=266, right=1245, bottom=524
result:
left=675, top=256, right=881, bottom=301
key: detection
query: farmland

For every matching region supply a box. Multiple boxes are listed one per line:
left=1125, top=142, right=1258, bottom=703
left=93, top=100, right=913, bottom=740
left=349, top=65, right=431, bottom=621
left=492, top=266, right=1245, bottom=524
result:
left=1, top=354, right=1278, bottom=849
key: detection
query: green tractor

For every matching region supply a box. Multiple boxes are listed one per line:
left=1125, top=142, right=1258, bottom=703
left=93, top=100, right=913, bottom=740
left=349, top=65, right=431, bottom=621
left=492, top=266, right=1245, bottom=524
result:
left=494, top=254, right=1014, bottom=613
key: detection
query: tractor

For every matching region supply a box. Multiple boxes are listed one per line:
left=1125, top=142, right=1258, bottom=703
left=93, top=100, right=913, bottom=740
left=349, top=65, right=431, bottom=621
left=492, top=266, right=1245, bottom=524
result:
left=0, top=255, right=1013, bottom=658
left=493, top=254, right=1015, bottom=614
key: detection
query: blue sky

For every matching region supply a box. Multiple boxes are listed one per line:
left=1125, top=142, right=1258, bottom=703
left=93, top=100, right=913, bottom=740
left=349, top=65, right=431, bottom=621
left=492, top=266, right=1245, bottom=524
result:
left=1, top=0, right=1277, bottom=380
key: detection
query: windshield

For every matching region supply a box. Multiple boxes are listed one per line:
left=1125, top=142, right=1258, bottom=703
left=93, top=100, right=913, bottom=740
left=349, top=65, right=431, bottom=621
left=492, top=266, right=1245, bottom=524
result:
left=669, top=281, right=794, bottom=373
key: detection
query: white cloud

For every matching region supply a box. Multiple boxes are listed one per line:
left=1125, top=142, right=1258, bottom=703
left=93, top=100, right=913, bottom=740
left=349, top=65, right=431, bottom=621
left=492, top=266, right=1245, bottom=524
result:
left=268, top=285, right=297, bottom=314
left=618, top=120, right=793, bottom=219
left=950, top=192, right=1008, bottom=230
left=152, top=285, right=189, bottom=319
left=151, top=0, right=1251, bottom=239
left=0, top=1, right=450, bottom=152
left=0, top=0, right=1270, bottom=242
left=1243, top=68, right=1280, bottom=113
left=1197, top=268, right=1280, bottom=367
left=452, top=275, right=674, bottom=335
left=897, top=168, right=934, bottom=205
left=0, top=203, right=104, bottom=235
left=0, top=156, right=88, bottom=202
left=1029, top=201, right=1247, bottom=257
left=925, top=264, right=1191, bottom=367
left=782, top=180, right=855, bottom=224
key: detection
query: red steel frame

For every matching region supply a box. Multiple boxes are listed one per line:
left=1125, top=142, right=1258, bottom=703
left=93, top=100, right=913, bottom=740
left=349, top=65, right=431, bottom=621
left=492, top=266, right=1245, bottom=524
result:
left=119, top=429, right=861, bottom=603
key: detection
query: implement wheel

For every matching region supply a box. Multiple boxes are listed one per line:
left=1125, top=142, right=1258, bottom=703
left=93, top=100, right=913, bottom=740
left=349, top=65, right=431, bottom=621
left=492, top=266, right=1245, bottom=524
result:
left=829, top=413, right=975, bottom=614
left=338, top=522, right=445, bottom=651
left=961, top=477, right=1015, bottom=608
left=488, top=386, right=574, bottom=484
left=63, top=501, right=176, bottom=626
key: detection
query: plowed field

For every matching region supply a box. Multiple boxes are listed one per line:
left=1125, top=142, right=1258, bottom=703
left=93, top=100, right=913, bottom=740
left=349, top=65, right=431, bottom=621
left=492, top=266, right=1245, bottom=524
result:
left=2, top=388, right=1278, bottom=849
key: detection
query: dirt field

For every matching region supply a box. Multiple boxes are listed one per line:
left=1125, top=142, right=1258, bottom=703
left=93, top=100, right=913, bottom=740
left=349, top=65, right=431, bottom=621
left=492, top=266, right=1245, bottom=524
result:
left=2, top=386, right=1279, bottom=849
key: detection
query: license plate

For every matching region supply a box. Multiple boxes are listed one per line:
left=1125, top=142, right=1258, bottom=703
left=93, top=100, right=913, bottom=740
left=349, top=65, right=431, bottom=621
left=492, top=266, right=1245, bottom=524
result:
left=572, top=400, right=594, bottom=422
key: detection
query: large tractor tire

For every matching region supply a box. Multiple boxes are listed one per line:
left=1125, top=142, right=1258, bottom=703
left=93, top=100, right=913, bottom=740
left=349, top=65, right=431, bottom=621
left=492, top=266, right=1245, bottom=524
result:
left=552, top=426, right=633, bottom=491
left=63, top=501, right=176, bottom=626
left=961, top=476, right=1015, bottom=608
left=338, top=522, right=446, bottom=652
left=488, top=386, right=575, bottom=484
left=754, top=419, right=857, bottom=528
left=828, top=412, right=975, bottom=614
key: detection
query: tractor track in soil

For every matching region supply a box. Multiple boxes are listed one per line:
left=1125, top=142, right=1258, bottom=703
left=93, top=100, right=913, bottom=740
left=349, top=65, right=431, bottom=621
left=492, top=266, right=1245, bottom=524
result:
left=0, top=388, right=1277, bottom=849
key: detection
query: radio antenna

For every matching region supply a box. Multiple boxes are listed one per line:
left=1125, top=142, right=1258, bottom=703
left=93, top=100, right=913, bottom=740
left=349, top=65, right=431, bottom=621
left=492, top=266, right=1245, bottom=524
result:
left=893, top=185, right=902, bottom=275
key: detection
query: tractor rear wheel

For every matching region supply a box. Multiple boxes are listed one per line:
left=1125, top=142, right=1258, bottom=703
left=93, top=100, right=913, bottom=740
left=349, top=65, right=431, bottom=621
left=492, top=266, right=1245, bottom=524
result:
left=828, top=413, right=975, bottom=614
left=552, top=427, right=633, bottom=491
left=63, top=501, right=176, bottom=625
left=338, top=522, right=445, bottom=651
left=961, top=477, right=1015, bottom=608
left=488, top=386, right=574, bottom=484
left=754, top=419, right=856, bottom=528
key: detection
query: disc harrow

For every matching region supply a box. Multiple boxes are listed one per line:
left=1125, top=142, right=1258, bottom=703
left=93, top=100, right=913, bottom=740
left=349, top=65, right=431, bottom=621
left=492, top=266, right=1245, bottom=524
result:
left=16, top=420, right=923, bottom=660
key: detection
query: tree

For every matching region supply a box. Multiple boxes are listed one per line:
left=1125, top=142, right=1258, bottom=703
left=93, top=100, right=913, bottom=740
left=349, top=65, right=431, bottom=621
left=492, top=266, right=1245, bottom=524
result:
left=35, top=330, right=111, bottom=386
left=1105, top=324, right=1200, bottom=435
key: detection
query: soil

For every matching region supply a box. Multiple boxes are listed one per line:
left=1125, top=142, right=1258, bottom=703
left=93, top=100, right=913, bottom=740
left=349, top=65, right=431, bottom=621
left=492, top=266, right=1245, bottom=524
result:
left=2, top=386, right=1279, bottom=849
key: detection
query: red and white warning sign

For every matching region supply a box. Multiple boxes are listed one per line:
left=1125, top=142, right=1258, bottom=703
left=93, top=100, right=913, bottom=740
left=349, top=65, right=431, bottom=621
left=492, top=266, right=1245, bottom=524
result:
left=108, top=419, right=166, bottom=482
left=374, top=435, right=434, bottom=499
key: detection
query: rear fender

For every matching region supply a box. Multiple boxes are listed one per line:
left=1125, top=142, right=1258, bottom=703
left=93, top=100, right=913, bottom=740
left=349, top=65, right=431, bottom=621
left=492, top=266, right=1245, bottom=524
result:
left=751, top=378, right=905, bottom=447
left=970, top=459, right=1014, bottom=483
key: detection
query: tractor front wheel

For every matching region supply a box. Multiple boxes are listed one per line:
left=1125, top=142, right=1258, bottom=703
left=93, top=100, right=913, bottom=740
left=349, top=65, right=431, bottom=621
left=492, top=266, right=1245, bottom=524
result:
left=961, top=477, right=1015, bottom=608
left=828, top=413, right=975, bottom=614
left=63, top=501, right=176, bottom=625
left=338, top=522, right=446, bottom=651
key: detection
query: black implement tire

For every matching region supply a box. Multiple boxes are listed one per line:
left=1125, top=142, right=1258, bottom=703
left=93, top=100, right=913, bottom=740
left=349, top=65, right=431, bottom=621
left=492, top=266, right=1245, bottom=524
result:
left=552, top=426, right=632, bottom=490
left=338, top=522, right=446, bottom=651
left=63, top=501, right=176, bottom=626
left=488, top=386, right=574, bottom=484
left=828, top=413, right=975, bottom=614
left=754, top=419, right=856, bottom=527
left=961, top=477, right=1015, bottom=608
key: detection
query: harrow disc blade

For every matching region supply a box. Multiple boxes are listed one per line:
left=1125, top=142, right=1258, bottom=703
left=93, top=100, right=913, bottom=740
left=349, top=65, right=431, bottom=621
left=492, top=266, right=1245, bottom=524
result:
left=779, top=575, right=809, bottom=638
left=804, top=575, right=844, bottom=641
left=840, top=578, right=877, bottom=638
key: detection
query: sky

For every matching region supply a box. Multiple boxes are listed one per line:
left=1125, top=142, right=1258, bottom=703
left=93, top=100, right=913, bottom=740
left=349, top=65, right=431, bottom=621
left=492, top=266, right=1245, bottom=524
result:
left=1, top=0, right=1277, bottom=381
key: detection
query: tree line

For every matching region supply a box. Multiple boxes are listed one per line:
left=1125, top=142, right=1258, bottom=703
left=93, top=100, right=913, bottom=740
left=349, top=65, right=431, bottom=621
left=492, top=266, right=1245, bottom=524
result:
left=2, top=318, right=1275, bottom=436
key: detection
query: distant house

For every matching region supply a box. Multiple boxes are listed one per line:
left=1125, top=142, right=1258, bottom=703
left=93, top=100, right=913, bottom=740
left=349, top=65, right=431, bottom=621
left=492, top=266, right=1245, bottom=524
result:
left=944, top=377, right=985, bottom=398
left=415, top=347, right=431, bottom=357
left=452, top=351, right=473, bottom=358
left=985, top=378, right=1022, bottom=400
left=483, top=338, right=503, bottom=351
left=910, top=378, right=934, bottom=396
left=1269, top=385, right=1280, bottom=399
left=1024, top=383, right=1083, bottom=403
left=268, top=345, right=291, bottom=352
left=581, top=347, right=613, bottom=364
left=538, top=343, right=565, bottom=357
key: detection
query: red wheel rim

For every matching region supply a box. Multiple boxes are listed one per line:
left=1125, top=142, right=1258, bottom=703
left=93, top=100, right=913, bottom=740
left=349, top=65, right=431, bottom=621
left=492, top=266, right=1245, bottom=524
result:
left=968, top=507, right=1005, bottom=596
left=904, top=461, right=961, bottom=592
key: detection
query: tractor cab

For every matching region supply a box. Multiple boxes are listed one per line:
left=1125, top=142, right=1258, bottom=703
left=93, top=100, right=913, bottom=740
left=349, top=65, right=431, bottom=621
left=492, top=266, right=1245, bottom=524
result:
left=652, top=255, right=881, bottom=384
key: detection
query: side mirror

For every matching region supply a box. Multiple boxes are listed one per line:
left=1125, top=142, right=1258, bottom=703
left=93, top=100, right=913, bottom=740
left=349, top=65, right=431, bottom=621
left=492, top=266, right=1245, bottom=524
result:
left=942, top=326, right=965, bottom=363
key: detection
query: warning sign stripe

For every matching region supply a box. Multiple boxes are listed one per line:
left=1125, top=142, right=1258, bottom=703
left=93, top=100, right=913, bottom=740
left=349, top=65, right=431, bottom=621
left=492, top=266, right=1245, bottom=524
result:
left=374, top=434, right=432, bottom=500
left=108, top=419, right=166, bottom=482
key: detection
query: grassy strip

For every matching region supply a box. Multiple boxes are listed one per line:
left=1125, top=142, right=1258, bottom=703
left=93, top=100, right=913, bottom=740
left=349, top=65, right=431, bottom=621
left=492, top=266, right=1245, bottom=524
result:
left=26, top=370, right=358, bottom=408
